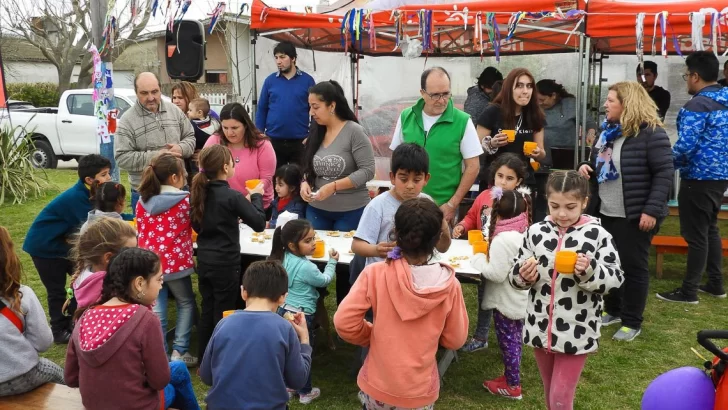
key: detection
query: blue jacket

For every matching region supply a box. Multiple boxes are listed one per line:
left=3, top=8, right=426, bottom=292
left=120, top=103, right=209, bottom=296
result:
left=23, top=180, right=91, bottom=259
left=283, top=253, right=336, bottom=314
left=255, top=69, right=315, bottom=140
left=269, top=196, right=307, bottom=228
left=674, top=84, right=728, bottom=180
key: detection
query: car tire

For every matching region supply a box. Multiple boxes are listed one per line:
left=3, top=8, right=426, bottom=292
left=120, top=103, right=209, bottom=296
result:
left=30, top=139, right=58, bottom=169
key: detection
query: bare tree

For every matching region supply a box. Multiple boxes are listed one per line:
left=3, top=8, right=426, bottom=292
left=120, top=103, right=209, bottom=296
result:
left=0, top=0, right=152, bottom=94
left=214, top=18, right=253, bottom=103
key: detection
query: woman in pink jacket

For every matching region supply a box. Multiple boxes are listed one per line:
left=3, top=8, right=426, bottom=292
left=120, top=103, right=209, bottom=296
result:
left=334, top=198, right=468, bottom=409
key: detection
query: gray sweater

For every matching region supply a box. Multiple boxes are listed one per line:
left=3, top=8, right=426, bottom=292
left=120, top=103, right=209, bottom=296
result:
left=115, top=100, right=195, bottom=189
left=310, top=121, right=375, bottom=212
left=0, top=285, right=54, bottom=383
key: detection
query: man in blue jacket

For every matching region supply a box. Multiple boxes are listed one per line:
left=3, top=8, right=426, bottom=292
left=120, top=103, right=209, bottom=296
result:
left=23, top=154, right=113, bottom=343
left=255, top=42, right=316, bottom=169
left=657, top=51, right=728, bottom=304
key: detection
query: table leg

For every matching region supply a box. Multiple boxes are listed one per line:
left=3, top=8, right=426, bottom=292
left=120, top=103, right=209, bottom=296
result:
left=437, top=348, right=459, bottom=384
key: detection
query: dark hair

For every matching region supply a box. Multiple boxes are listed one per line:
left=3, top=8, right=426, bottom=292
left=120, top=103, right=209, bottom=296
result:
left=274, top=164, right=303, bottom=197
left=170, top=81, right=200, bottom=110
left=391, top=143, right=429, bottom=175
left=686, top=51, right=720, bottom=82
left=636, top=61, right=658, bottom=75
left=488, top=153, right=528, bottom=187
left=0, top=227, right=23, bottom=314
left=724, top=60, right=728, bottom=70
left=490, top=80, right=503, bottom=101
left=391, top=198, right=443, bottom=261
left=420, top=67, right=451, bottom=91
left=269, top=219, right=314, bottom=261
left=242, top=261, right=289, bottom=302
left=191, top=144, right=233, bottom=225
left=302, top=81, right=358, bottom=184
left=138, top=153, right=185, bottom=203
left=77, top=154, right=111, bottom=182
left=189, top=98, right=210, bottom=117
left=546, top=170, right=590, bottom=200
left=487, top=189, right=532, bottom=260
left=536, top=79, right=575, bottom=101
left=492, top=68, right=545, bottom=131
left=217, top=102, right=266, bottom=150
left=90, top=181, right=126, bottom=213
left=477, top=67, right=503, bottom=89
left=273, top=41, right=297, bottom=59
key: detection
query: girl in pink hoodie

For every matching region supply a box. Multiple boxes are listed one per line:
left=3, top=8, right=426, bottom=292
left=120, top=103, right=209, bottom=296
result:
left=334, top=198, right=469, bottom=410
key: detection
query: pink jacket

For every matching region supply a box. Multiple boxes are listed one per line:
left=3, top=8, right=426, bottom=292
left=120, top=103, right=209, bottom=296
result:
left=333, top=259, right=469, bottom=408
left=73, top=271, right=105, bottom=309
left=458, top=188, right=493, bottom=232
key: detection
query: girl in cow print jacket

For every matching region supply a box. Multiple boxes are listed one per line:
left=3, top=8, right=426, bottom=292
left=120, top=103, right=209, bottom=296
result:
left=509, top=170, right=624, bottom=409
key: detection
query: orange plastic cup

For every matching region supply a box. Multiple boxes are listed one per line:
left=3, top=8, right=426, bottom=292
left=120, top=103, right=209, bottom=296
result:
left=530, top=159, right=541, bottom=172
left=523, top=141, right=538, bottom=156
left=503, top=129, right=516, bottom=143
left=245, top=179, right=261, bottom=190
left=555, top=251, right=578, bottom=274
left=313, top=239, right=325, bottom=258
left=467, top=230, right=484, bottom=245
left=128, top=218, right=137, bottom=229
left=191, top=229, right=198, bottom=243
left=222, top=310, right=236, bottom=318
left=472, top=240, right=489, bottom=255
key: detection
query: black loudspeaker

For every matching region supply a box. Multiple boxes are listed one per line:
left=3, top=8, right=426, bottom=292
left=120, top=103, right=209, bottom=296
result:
left=166, top=20, right=205, bottom=81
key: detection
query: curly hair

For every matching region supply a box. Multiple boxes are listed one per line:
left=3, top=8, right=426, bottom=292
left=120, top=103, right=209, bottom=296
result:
left=0, top=227, right=23, bottom=314
left=487, top=190, right=532, bottom=261
left=389, top=198, right=444, bottom=262
left=607, top=81, right=662, bottom=137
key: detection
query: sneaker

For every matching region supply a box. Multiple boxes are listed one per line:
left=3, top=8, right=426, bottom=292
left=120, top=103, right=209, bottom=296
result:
left=180, top=352, right=198, bottom=367
left=53, top=330, right=71, bottom=345
left=656, top=288, right=699, bottom=304
left=299, top=387, right=321, bottom=404
left=483, top=375, right=522, bottom=400
left=699, top=284, right=727, bottom=299
left=460, top=337, right=488, bottom=353
left=601, top=312, right=621, bottom=326
left=287, top=388, right=297, bottom=400
left=612, top=326, right=641, bottom=342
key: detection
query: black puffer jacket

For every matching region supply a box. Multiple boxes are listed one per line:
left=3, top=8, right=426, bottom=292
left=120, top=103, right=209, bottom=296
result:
left=581, top=124, right=674, bottom=221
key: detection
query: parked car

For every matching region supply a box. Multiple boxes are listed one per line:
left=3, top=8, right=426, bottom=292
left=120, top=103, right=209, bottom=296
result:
left=1, top=89, right=170, bottom=168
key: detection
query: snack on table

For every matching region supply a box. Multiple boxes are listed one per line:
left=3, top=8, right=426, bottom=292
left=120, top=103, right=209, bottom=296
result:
left=327, top=231, right=341, bottom=237
left=344, top=230, right=356, bottom=238
left=283, top=311, right=296, bottom=321
left=449, top=256, right=469, bottom=262
left=450, top=262, right=461, bottom=268
left=263, top=234, right=272, bottom=240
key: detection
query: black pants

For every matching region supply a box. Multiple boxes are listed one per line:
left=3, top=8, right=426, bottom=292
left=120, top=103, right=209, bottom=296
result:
left=270, top=138, right=305, bottom=169
left=197, top=262, right=241, bottom=358
left=679, top=179, right=728, bottom=297
left=31, top=256, right=74, bottom=335
left=601, top=215, right=656, bottom=330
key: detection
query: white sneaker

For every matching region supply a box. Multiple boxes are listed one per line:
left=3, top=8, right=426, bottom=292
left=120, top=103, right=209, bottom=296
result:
left=299, top=387, right=321, bottom=404
left=170, top=350, right=182, bottom=362
left=287, top=388, right=296, bottom=400
left=180, top=352, right=198, bottom=367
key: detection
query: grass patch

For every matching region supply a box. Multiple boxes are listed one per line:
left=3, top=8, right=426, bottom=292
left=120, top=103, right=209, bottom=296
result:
left=2, top=168, right=726, bottom=409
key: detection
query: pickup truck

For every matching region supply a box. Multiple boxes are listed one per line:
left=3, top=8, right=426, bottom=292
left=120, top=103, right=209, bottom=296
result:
left=3, top=88, right=169, bottom=169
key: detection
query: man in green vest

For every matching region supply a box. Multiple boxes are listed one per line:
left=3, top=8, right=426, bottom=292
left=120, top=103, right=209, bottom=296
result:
left=390, top=67, right=482, bottom=223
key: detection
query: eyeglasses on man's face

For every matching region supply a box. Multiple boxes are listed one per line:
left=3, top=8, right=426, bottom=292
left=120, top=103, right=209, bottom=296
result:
left=422, top=90, right=452, bottom=101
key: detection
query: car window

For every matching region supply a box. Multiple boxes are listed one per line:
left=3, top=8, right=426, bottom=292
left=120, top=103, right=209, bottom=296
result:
left=115, top=98, right=131, bottom=118
left=67, top=94, right=95, bottom=116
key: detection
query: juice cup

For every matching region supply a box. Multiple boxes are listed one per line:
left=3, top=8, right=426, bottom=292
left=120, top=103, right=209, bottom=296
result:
left=472, top=240, right=489, bottom=255
left=530, top=159, right=541, bottom=172
left=503, top=129, right=516, bottom=143
left=523, top=141, right=538, bottom=156
left=468, top=230, right=484, bottom=245
left=245, top=179, right=261, bottom=190
left=555, top=251, right=578, bottom=274
left=222, top=310, right=236, bottom=318
left=313, top=239, right=326, bottom=258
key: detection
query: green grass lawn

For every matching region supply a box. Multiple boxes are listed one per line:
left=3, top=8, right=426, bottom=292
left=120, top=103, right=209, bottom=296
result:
left=2, top=168, right=727, bottom=409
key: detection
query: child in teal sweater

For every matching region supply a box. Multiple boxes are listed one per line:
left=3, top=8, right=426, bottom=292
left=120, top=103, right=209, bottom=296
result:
left=268, top=219, right=338, bottom=405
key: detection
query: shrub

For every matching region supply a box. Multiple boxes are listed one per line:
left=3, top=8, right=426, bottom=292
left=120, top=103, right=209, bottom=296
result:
left=0, top=124, right=47, bottom=205
left=6, top=83, right=60, bottom=107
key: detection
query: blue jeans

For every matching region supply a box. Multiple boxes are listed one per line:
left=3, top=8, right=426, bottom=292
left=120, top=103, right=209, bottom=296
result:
left=153, top=276, right=196, bottom=355
left=306, top=205, right=365, bottom=231
left=277, top=306, right=315, bottom=394
left=131, top=189, right=140, bottom=216
left=163, top=361, right=200, bottom=410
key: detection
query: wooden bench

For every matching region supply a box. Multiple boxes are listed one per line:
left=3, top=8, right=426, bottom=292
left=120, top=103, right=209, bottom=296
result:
left=652, top=236, right=728, bottom=279
left=3, top=383, right=83, bottom=409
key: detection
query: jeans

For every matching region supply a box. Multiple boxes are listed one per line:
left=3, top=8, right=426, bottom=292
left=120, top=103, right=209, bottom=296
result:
left=601, top=214, right=655, bottom=330
left=679, top=179, right=728, bottom=297
left=31, top=257, right=74, bottom=335
left=153, top=275, right=196, bottom=355
left=131, top=189, right=140, bottom=216
left=277, top=307, right=315, bottom=394
left=270, top=138, right=305, bottom=169
left=163, top=361, right=200, bottom=410
left=197, top=262, right=241, bottom=359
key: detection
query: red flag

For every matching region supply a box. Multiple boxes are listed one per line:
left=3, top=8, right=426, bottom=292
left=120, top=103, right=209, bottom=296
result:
left=0, top=44, right=7, bottom=109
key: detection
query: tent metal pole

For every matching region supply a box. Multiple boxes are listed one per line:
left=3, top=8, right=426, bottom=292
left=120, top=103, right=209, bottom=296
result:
left=350, top=53, right=357, bottom=117
left=580, top=36, right=591, bottom=163
left=251, top=30, right=259, bottom=118
left=259, top=28, right=298, bottom=36
left=574, top=34, right=584, bottom=169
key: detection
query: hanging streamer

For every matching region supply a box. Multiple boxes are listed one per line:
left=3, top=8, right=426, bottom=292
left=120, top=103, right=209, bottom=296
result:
left=486, top=12, right=501, bottom=62
left=89, top=44, right=116, bottom=145
left=366, top=10, right=376, bottom=51
left=506, top=12, right=525, bottom=41
left=152, top=0, right=160, bottom=17
left=174, top=0, right=193, bottom=24
left=710, top=12, right=720, bottom=55
left=390, top=10, right=403, bottom=51
left=636, top=13, right=645, bottom=82
left=473, top=11, right=483, bottom=60
left=418, top=10, right=433, bottom=52
left=651, top=11, right=668, bottom=57
left=208, top=2, right=226, bottom=34
left=690, top=11, right=706, bottom=51
left=237, top=3, right=249, bottom=18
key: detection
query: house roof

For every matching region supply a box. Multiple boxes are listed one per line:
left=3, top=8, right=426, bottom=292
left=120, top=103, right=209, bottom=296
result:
left=0, top=36, right=49, bottom=62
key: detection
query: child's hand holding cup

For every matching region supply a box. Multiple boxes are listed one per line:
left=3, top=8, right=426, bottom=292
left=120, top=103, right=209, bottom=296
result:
left=574, top=253, right=590, bottom=275
left=519, top=257, right=539, bottom=283
left=246, top=180, right=265, bottom=196
left=555, top=251, right=578, bottom=274
left=329, top=248, right=340, bottom=261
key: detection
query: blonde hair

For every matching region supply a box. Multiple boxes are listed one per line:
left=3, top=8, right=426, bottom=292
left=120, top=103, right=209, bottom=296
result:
left=608, top=81, right=662, bottom=137
left=70, top=217, right=137, bottom=278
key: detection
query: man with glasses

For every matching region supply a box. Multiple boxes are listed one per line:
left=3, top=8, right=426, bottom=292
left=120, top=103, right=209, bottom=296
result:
left=390, top=67, right=482, bottom=222
left=657, top=51, right=728, bottom=303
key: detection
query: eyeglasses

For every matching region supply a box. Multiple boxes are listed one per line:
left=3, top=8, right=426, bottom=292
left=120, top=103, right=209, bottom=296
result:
left=422, top=90, right=452, bottom=101
left=682, top=72, right=694, bottom=81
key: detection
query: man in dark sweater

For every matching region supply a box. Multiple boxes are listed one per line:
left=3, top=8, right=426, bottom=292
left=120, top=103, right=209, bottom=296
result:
left=636, top=61, right=671, bottom=121
left=255, top=42, right=316, bottom=169
left=23, top=154, right=113, bottom=344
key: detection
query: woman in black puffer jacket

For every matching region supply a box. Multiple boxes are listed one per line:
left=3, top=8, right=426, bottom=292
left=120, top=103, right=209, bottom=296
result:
left=578, top=81, right=674, bottom=342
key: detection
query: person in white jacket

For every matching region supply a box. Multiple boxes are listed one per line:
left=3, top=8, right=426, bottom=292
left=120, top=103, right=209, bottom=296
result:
left=470, top=186, right=532, bottom=400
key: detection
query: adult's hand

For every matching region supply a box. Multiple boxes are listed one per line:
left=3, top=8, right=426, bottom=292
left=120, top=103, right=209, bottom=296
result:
left=639, top=213, right=657, bottom=232
left=529, top=146, right=543, bottom=160
left=440, top=203, right=456, bottom=224
left=586, top=129, right=597, bottom=146
left=300, top=181, right=314, bottom=202
left=490, top=133, right=509, bottom=148
left=163, top=144, right=183, bottom=157
left=313, top=183, right=336, bottom=202
left=578, top=164, right=593, bottom=178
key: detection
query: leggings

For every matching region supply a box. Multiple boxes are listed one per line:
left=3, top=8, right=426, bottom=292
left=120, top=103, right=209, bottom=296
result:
left=493, top=310, right=523, bottom=387
left=533, top=349, right=588, bottom=410
left=0, top=358, right=65, bottom=397
left=163, top=361, right=200, bottom=410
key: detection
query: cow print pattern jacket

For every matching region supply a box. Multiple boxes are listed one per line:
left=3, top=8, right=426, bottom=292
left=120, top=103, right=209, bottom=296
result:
left=509, top=215, right=624, bottom=355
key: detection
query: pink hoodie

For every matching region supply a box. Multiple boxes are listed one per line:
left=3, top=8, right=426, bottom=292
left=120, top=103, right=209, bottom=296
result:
left=73, top=271, right=106, bottom=309
left=334, top=259, right=469, bottom=408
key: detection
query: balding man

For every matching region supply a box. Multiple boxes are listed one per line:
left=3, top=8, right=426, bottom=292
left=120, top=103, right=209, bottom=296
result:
left=390, top=67, right=482, bottom=222
left=115, top=72, right=195, bottom=213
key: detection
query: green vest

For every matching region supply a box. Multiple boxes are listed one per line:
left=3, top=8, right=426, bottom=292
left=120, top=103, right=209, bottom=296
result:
left=400, top=99, right=470, bottom=206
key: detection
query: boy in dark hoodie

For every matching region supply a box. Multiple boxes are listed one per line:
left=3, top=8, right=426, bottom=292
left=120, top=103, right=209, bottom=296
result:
left=23, top=154, right=112, bottom=344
